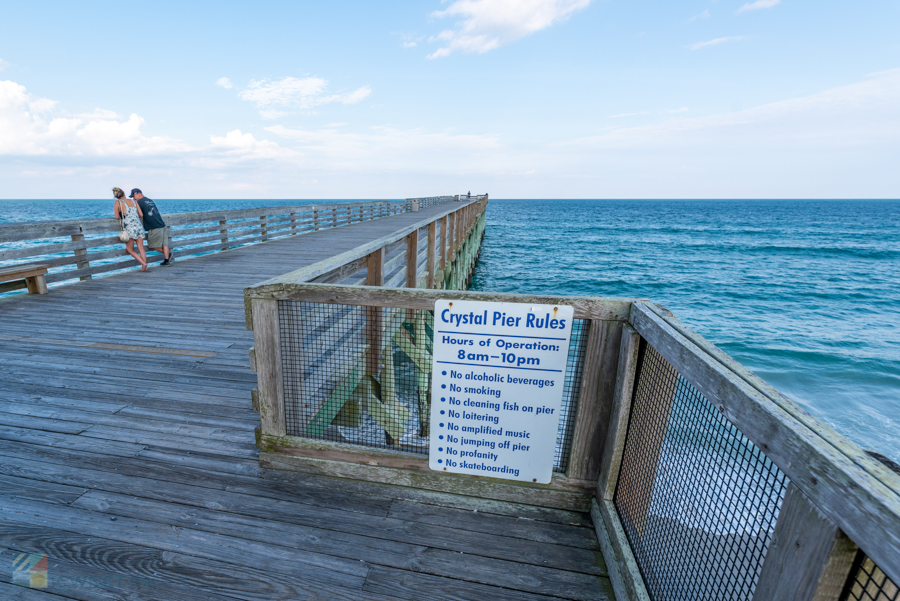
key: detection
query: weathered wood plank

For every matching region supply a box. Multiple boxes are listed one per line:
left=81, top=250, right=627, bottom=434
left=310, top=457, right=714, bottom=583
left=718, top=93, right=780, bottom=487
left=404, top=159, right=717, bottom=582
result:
left=363, top=565, right=608, bottom=601
left=0, top=496, right=370, bottom=581
left=259, top=467, right=593, bottom=526
left=753, top=483, right=859, bottom=601
left=250, top=283, right=633, bottom=321
left=597, top=323, right=641, bottom=501
left=0, top=441, right=393, bottom=517
left=0, top=580, right=61, bottom=601
left=251, top=297, right=286, bottom=438
left=260, top=450, right=593, bottom=511
left=592, top=498, right=651, bottom=601
left=566, top=319, right=623, bottom=481
left=0, top=540, right=312, bottom=601
left=387, top=499, right=600, bottom=550
left=0, top=474, right=88, bottom=505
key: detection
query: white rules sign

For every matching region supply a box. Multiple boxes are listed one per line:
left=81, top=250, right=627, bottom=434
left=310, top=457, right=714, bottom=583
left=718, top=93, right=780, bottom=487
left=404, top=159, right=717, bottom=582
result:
left=428, top=299, right=575, bottom=484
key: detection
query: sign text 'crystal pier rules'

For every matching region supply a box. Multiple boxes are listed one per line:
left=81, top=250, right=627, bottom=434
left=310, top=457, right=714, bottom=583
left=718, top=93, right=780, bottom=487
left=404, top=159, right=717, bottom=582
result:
left=428, top=299, right=575, bottom=484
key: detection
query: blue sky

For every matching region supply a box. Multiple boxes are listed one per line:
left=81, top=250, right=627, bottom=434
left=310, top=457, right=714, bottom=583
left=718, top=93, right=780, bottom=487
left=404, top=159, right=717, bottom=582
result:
left=1, top=0, right=898, bottom=198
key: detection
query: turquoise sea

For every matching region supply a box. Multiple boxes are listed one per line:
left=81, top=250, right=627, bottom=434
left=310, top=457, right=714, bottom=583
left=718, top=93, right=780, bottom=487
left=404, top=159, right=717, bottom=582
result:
left=470, top=199, right=900, bottom=464
left=2, top=198, right=898, bottom=462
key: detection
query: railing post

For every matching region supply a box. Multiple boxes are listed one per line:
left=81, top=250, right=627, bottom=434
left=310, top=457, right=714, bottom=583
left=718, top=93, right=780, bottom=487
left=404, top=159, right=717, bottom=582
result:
left=71, top=231, right=91, bottom=281
left=440, top=216, right=448, bottom=272
left=449, top=211, right=456, bottom=259
left=597, top=324, right=642, bottom=500
left=293, top=212, right=299, bottom=234
left=590, top=324, right=650, bottom=601
left=332, top=207, right=338, bottom=228
left=251, top=298, right=286, bottom=438
left=406, top=229, right=418, bottom=289
left=312, top=210, right=318, bottom=232
left=753, top=483, right=859, bottom=601
left=260, top=215, right=268, bottom=241
left=566, top=319, right=625, bottom=482
left=427, top=221, right=437, bottom=289
left=219, top=219, right=228, bottom=249
left=347, top=206, right=352, bottom=224
left=365, top=247, right=386, bottom=436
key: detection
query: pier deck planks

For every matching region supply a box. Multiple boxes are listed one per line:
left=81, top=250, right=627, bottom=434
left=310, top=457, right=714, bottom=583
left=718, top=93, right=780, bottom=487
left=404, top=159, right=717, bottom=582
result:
left=0, top=204, right=614, bottom=601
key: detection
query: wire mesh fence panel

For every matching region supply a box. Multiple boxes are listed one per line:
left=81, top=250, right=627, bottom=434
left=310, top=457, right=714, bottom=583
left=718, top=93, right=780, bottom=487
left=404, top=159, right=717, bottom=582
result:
left=841, top=552, right=900, bottom=601
left=278, top=300, right=588, bottom=470
left=614, top=342, right=788, bottom=601
left=280, top=300, right=433, bottom=454
left=554, top=318, right=589, bottom=473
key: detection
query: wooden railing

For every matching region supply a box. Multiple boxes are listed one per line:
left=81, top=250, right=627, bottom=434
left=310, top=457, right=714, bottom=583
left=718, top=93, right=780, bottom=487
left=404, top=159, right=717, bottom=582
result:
left=245, top=266, right=900, bottom=600
left=0, top=196, right=458, bottom=294
left=244, top=198, right=489, bottom=465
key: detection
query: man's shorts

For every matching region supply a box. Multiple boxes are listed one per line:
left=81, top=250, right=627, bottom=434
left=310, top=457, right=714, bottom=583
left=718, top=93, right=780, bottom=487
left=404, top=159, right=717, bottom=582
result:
left=147, top=226, right=170, bottom=249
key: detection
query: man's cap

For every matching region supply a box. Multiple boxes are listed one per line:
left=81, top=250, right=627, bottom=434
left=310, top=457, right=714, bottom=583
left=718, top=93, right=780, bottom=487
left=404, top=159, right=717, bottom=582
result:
left=128, top=188, right=142, bottom=198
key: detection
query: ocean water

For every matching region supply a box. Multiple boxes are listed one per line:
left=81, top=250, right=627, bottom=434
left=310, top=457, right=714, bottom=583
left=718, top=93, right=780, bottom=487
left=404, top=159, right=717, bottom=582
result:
left=1, top=197, right=898, bottom=462
left=469, top=199, right=900, bottom=464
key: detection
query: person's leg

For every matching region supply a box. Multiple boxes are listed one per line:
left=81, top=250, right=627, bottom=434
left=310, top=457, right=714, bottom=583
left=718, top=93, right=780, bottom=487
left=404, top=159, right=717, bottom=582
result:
left=124, top=239, right=142, bottom=264
left=136, top=238, right=149, bottom=270
left=150, top=246, right=170, bottom=260
left=148, top=228, right=171, bottom=261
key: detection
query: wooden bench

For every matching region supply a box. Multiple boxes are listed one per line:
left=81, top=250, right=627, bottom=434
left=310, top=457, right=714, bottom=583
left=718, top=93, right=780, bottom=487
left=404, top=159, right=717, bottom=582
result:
left=0, top=264, right=49, bottom=294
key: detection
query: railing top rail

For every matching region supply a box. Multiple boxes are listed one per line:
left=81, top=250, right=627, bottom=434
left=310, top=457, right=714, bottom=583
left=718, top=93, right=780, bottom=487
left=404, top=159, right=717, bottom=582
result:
left=246, top=198, right=485, bottom=290
left=0, top=199, right=408, bottom=244
left=244, top=282, right=636, bottom=321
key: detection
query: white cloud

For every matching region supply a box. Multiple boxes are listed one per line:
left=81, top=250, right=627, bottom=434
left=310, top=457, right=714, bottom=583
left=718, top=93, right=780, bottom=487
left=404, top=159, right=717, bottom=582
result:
left=0, top=80, right=188, bottom=156
left=689, top=9, right=711, bottom=22
left=216, top=77, right=233, bottom=89
left=403, top=41, right=418, bottom=48
left=208, top=129, right=293, bottom=160
left=427, top=0, right=591, bottom=59
left=237, top=76, right=371, bottom=118
left=737, top=0, right=780, bottom=14
left=3, top=71, right=898, bottom=199
left=666, top=107, right=689, bottom=113
left=0, top=58, right=9, bottom=72
left=689, top=36, right=745, bottom=50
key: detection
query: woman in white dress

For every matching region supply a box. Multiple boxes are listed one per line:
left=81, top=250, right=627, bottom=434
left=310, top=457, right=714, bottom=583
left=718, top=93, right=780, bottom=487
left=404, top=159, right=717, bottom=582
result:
left=112, top=187, right=150, bottom=272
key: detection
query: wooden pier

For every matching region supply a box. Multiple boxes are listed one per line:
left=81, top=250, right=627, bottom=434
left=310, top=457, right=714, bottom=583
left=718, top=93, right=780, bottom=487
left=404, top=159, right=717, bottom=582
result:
left=0, top=197, right=613, bottom=601
left=2, top=195, right=898, bottom=601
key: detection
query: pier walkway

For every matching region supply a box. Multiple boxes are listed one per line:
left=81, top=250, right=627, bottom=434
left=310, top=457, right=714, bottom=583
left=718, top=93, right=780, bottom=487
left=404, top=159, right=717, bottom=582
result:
left=0, top=203, right=612, bottom=600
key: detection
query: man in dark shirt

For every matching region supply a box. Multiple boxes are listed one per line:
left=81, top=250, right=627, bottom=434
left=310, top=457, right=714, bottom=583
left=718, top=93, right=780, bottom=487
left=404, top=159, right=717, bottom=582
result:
left=130, top=189, right=173, bottom=265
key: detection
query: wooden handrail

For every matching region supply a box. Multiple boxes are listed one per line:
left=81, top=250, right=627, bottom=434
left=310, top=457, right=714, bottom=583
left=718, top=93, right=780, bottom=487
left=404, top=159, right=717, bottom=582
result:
left=250, top=199, right=486, bottom=290
left=0, top=197, right=457, bottom=291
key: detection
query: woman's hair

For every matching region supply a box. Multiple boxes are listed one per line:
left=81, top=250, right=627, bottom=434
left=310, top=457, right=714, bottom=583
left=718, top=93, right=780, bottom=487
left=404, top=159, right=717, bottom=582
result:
left=112, top=187, right=125, bottom=199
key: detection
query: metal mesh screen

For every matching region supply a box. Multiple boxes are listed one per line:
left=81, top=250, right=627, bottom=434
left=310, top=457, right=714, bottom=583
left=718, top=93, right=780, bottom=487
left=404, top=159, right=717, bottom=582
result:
left=554, top=318, right=589, bottom=473
left=614, top=342, right=788, bottom=601
left=278, top=300, right=588, bottom=471
left=841, top=552, right=900, bottom=601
